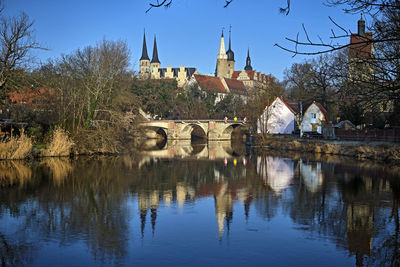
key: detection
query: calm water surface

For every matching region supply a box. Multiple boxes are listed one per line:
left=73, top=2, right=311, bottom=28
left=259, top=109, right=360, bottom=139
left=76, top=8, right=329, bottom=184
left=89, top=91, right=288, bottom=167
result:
left=1, top=140, right=399, bottom=266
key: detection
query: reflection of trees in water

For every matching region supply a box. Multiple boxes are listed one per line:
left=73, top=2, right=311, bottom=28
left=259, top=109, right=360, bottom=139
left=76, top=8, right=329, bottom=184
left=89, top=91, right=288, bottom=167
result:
left=283, top=158, right=400, bottom=267
left=0, top=156, right=139, bottom=266
left=43, top=158, right=73, bottom=185
left=1, top=154, right=400, bottom=265
left=0, top=161, right=32, bottom=187
left=0, top=232, right=35, bottom=267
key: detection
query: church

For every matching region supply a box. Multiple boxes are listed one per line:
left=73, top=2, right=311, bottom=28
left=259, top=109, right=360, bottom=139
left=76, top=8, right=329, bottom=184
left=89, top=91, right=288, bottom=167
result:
left=214, top=29, right=272, bottom=92
left=138, top=31, right=197, bottom=87
left=138, top=29, right=273, bottom=93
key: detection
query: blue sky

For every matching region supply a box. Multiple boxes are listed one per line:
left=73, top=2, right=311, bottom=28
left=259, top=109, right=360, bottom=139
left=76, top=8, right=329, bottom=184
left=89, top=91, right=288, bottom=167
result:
left=5, top=0, right=362, bottom=80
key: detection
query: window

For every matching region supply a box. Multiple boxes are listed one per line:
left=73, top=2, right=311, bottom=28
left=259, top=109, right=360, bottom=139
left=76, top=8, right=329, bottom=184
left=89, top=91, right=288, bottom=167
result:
left=311, top=113, right=316, bottom=119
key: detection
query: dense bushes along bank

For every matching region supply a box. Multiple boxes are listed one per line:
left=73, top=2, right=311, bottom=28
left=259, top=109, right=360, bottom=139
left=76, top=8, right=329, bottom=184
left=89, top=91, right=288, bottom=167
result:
left=259, top=136, right=400, bottom=164
left=0, top=127, right=133, bottom=159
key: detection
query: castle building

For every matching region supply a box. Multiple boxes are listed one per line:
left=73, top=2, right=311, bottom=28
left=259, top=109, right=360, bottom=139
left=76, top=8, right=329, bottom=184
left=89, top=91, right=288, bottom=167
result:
left=138, top=31, right=197, bottom=87
left=215, top=30, right=272, bottom=92
left=139, top=28, right=274, bottom=94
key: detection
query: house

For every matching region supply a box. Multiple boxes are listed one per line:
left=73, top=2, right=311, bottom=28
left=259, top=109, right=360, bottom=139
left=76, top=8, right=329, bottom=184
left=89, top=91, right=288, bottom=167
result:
left=186, top=74, right=248, bottom=104
left=335, top=120, right=356, bottom=130
left=8, top=87, right=55, bottom=107
left=257, top=96, right=296, bottom=134
left=300, top=102, right=328, bottom=137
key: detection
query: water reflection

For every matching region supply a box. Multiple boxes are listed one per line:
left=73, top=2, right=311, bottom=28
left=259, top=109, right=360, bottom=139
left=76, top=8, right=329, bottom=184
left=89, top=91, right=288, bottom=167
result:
left=257, top=156, right=295, bottom=195
left=0, top=143, right=400, bottom=266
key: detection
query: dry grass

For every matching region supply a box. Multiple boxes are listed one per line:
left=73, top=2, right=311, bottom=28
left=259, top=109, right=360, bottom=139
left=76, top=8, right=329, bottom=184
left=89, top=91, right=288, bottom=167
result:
left=43, top=128, right=75, bottom=157
left=0, top=134, right=33, bottom=159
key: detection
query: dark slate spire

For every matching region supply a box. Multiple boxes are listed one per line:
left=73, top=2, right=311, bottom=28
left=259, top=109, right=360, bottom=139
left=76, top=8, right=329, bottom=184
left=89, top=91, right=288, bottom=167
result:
left=226, top=25, right=235, bottom=62
left=140, top=30, right=150, bottom=61
left=151, top=34, right=160, bottom=64
left=244, top=48, right=253, bottom=71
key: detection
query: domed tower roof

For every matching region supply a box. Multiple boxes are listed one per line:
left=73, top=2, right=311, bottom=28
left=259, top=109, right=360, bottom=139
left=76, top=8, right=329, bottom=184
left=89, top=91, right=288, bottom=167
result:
left=226, top=27, right=234, bottom=62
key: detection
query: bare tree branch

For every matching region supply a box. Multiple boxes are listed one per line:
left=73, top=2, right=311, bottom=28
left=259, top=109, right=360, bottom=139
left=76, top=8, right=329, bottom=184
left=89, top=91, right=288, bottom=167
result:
left=224, top=0, right=234, bottom=8
left=146, top=0, right=173, bottom=13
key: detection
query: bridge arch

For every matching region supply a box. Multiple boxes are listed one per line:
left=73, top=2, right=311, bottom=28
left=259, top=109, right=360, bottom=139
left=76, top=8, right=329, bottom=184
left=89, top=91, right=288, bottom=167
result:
left=182, top=123, right=207, bottom=139
left=144, top=126, right=168, bottom=140
left=222, top=123, right=244, bottom=135
left=222, top=123, right=248, bottom=140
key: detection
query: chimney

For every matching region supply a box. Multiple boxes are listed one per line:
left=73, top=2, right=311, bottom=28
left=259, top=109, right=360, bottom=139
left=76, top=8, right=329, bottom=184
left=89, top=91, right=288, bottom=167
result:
left=358, top=14, right=365, bottom=36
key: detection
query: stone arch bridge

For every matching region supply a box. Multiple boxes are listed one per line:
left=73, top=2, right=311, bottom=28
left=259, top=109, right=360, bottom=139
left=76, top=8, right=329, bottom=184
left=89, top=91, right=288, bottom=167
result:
left=139, top=120, right=248, bottom=140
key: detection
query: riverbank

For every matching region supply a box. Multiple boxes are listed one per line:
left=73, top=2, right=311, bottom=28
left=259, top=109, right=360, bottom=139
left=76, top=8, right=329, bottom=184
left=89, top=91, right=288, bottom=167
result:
left=0, top=127, right=139, bottom=160
left=257, top=135, right=400, bottom=164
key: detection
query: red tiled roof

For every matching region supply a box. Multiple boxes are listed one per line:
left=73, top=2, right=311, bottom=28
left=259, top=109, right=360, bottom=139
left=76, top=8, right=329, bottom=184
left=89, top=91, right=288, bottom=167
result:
left=349, top=32, right=373, bottom=59
left=231, top=70, right=256, bottom=80
left=231, top=71, right=241, bottom=79
left=8, top=87, right=55, bottom=107
left=224, top=78, right=247, bottom=96
left=194, top=74, right=227, bottom=93
left=246, top=70, right=255, bottom=80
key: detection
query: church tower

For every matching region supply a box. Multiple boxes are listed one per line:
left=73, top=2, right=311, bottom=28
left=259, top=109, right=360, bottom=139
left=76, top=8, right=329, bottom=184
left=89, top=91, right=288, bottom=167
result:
left=244, top=48, right=253, bottom=71
left=226, top=26, right=235, bottom=78
left=150, top=34, right=161, bottom=77
left=216, top=30, right=229, bottom=78
left=139, top=30, right=150, bottom=79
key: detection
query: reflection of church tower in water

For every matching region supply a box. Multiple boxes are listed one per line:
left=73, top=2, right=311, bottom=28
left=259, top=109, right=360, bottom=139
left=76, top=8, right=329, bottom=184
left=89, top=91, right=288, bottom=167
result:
left=138, top=190, right=159, bottom=237
left=214, top=182, right=233, bottom=238
left=138, top=192, right=149, bottom=237
left=343, top=177, right=374, bottom=267
left=150, top=190, right=159, bottom=235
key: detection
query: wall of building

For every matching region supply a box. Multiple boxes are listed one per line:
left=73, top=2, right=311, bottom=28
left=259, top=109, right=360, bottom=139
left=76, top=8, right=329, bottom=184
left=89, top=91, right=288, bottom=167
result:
left=300, top=104, right=326, bottom=135
left=257, top=98, right=295, bottom=134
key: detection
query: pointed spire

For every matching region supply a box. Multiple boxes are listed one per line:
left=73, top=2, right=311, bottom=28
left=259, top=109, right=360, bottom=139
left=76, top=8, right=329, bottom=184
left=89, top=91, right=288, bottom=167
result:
left=151, top=34, right=160, bottom=64
left=217, top=29, right=227, bottom=60
left=244, top=47, right=253, bottom=71
left=140, top=29, right=150, bottom=61
left=226, top=25, right=234, bottom=62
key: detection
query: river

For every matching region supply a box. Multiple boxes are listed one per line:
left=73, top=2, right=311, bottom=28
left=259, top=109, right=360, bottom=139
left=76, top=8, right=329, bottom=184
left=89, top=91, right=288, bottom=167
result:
left=0, top=140, right=399, bottom=266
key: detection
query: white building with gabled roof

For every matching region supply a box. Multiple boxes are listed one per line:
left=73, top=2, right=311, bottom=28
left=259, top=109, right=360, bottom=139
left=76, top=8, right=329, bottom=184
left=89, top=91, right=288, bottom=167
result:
left=257, top=96, right=296, bottom=134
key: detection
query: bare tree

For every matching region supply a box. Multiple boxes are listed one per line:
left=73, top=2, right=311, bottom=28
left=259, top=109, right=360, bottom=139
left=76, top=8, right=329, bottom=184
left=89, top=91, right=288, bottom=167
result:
left=39, top=39, right=131, bottom=131
left=0, top=9, right=42, bottom=96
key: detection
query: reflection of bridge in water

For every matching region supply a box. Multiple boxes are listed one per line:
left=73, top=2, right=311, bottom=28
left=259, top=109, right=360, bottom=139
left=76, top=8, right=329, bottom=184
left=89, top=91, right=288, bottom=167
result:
left=139, top=140, right=241, bottom=163
left=139, top=119, right=248, bottom=140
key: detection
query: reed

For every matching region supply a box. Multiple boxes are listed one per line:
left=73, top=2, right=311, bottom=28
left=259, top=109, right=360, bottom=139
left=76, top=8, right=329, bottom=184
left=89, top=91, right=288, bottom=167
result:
left=0, top=134, right=33, bottom=159
left=43, top=128, right=75, bottom=157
